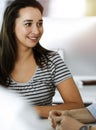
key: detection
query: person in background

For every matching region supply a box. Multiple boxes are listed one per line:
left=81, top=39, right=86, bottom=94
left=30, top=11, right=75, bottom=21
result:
left=0, top=86, right=46, bottom=130
left=48, top=104, right=96, bottom=130
left=0, top=0, right=84, bottom=118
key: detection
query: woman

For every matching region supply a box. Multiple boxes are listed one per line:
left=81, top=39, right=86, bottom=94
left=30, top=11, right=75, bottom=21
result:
left=0, top=0, right=84, bottom=118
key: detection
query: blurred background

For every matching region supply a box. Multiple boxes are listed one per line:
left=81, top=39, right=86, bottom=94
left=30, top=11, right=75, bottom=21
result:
left=39, top=0, right=96, bottom=77
left=37, top=0, right=96, bottom=104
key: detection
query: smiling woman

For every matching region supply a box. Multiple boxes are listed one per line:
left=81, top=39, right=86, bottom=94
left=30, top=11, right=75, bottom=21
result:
left=14, top=7, right=43, bottom=48
left=0, top=0, right=84, bottom=118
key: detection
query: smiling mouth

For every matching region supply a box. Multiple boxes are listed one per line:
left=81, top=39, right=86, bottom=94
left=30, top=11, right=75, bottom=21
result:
left=28, top=36, right=39, bottom=42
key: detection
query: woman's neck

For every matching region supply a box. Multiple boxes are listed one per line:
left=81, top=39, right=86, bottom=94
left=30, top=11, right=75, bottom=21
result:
left=16, top=48, right=34, bottom=63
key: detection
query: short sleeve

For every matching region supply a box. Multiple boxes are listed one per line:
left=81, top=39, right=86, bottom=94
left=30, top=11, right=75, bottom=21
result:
left=49, top=52, right=72, bottom=86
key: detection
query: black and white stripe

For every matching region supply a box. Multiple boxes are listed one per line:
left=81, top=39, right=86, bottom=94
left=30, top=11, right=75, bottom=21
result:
left=8, top=52, right=72, bottom=106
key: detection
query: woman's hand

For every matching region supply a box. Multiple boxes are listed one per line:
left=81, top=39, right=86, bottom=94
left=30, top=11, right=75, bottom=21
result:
left=55, top=116, right=84, bottom=130
left=48, top=110, right=84, bottom=130
left=48, top=110, right=69, bottom=128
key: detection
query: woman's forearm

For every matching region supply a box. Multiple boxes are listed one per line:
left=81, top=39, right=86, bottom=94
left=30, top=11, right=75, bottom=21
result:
left=68, top=108, right=95, bottom=123
left=34, top=102, right=84, bottom=118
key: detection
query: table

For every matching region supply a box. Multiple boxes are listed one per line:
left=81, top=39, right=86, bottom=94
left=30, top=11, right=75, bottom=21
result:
left=39, top=119, right=53, bottom=130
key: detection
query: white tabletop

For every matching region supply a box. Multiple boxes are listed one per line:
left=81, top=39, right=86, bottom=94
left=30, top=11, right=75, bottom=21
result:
left=39, top=119, right=53, bottom=130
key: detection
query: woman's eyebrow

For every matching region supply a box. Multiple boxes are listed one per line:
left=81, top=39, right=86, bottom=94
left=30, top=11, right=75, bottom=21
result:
left=23, top=19, right=43, bottom=23
left=23, top=20, right=33, bottom=23
left=39, top=19, right=43, bottom=22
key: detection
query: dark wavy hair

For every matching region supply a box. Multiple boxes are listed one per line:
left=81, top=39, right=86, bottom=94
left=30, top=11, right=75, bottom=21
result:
left=0, top=0, right=52, bottom=86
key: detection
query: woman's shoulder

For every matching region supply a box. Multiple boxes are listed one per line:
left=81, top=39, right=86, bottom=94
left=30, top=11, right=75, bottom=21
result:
left=48, top=51, right=61, bottom=59
left=48, top=51, right=63, bottom=63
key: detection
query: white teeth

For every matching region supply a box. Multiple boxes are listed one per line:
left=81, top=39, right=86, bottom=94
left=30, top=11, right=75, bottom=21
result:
left=30, top=37, right=37, bottom=40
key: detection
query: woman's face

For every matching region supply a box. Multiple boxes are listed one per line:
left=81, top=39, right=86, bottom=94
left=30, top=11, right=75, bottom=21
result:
left=14, top=7, right=43, bottom=49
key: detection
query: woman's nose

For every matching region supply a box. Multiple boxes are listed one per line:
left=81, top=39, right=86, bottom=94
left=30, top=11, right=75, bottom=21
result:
left=31, top=24, right=39, bottom=34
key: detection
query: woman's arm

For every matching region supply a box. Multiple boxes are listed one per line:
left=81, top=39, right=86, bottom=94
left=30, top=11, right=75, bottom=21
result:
left=57, top=78, right=84, bottom=109
left=68, top=108, right=95, bottom=123
left=35, top=78, right=84, bottom=118
left=48, top=107, right=95, bottom=128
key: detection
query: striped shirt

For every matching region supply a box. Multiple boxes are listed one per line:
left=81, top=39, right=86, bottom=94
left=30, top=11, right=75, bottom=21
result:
left=8, top=52, right=72, bottom=106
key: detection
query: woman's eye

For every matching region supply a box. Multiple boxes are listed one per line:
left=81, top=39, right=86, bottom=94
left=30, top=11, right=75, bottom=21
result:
left=25, top=23, right=32, bottom=27
left=37, top=22, right=43, bottom=27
